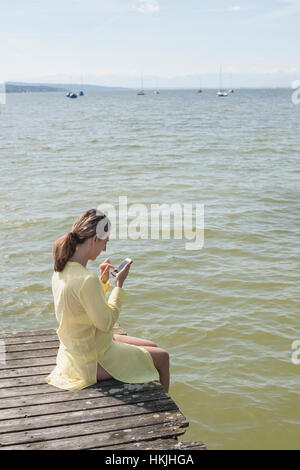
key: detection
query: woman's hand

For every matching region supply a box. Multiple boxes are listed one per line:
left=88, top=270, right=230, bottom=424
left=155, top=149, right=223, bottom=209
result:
left=115, top=262, right=131, bottom=288
left=99, top=258, right=115, bottom=284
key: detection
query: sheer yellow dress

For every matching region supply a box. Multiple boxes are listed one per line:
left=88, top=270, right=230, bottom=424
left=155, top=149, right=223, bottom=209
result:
left=46, top=261, right=159, bottom=390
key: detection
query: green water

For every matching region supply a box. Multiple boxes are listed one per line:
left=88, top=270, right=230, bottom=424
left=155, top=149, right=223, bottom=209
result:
left=0, top=89, right=299, bottom=449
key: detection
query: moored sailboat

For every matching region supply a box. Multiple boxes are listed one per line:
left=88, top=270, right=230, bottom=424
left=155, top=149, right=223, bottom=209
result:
left=217, top=65, right=229, bottom=97
left=137, top=74, right=145, bottom=95
left=197, top=76, right=203, bottom=93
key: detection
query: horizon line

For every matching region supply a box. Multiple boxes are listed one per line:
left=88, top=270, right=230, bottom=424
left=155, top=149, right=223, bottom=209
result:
left=6, top=81, right=294, bottom=90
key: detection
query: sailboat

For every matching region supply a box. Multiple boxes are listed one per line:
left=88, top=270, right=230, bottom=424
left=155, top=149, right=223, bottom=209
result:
left=137, top=75, right=145, bottom=95
left=228, top=73, right=234, bottom=93
left=66, top=76, right=78, bottom=98
left=79, top=74, right=85, bottom=96
left=197, top=77, right=203, bottom=94
left=217, top=90, right=228, bottom=97
left=153, top=78, right=160, bottom=94
left=217, top=66, right=228, bottom=97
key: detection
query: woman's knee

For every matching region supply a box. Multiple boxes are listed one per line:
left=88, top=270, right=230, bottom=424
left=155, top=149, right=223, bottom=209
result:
left=162, top=350, right=170, bottom=367
left=142, top=339, right=158, bottom=347
left=154, top=348, right=170, bottom=370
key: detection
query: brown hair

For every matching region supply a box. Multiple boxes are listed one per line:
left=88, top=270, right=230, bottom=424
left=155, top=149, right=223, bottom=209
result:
left=53, top=209, right=108, bottom=272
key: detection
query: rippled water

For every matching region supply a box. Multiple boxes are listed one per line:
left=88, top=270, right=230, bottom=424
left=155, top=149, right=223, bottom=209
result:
left=0, top=89, right=299, bottom=449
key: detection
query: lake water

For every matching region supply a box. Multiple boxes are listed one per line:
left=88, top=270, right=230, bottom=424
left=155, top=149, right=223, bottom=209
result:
left=0, top=89, right=299, bottom=449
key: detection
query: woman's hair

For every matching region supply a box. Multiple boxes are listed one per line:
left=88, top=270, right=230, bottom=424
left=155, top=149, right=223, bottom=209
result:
left=53, top=209, right=108, bottom=272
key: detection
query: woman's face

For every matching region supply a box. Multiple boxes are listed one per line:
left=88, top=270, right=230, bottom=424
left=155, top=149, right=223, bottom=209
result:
left=89, top=235, right=109, bottom=260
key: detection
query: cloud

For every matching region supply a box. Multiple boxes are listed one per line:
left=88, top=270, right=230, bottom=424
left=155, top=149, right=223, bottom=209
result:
left=136, top=0, right=160, bottom=14
left=230, top=6, right=241, bottom=11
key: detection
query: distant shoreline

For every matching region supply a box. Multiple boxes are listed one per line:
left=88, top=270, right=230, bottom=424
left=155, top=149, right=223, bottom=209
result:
left=5, top=82, right=130, bottom=93
left=5, top=82, right=293, bottom=93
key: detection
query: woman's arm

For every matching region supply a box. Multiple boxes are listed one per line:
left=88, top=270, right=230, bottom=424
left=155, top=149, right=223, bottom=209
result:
left=79, top=274, right=126, bottom=332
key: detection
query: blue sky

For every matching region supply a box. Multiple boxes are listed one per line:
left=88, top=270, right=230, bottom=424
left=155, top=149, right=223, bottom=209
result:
left=1, top=0, right=300, bottom=87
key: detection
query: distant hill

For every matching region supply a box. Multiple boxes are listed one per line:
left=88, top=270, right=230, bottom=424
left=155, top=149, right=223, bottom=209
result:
left=42, top=82, right=130, bottom=91
left=6, top=83, right=67, bottom=93
left=6, top=82, right=130, bottom=93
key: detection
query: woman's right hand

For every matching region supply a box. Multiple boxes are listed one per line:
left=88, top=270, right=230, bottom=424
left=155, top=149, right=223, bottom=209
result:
left=115, top=262, right=131, bottom=288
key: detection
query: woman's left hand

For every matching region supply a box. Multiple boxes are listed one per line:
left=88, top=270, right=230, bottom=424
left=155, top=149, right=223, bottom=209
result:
left=99, top=258, right=115, bottom=283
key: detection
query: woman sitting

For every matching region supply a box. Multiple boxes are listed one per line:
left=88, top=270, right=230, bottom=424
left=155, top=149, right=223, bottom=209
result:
left=46, top=209, right=170, bottom=392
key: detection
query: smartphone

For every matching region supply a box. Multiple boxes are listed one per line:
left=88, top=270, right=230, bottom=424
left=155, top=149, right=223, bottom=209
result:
left=111, top=258, right=133, bottom=277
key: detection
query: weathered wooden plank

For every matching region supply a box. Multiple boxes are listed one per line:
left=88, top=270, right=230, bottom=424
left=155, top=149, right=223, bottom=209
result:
left=5, top=349, right=58, bottom=361
left=1, top=377, right=143, bottom=395
left=0, top=335, right=58, bottom=346
left=2, top=406, right=184, bottom=441
left=97, top=439, right=208, bottom=450
left=0, top=374, right=54, bottom=388
left=0, top=365, right=54, bottom=379
left=0, top=398, right=177, bottom=433
left=0, top=329, right=57, bottom=339
left=0, top=421, right=187, bottom=450
left=0, top=356, right=56, bottom=370
left=0, top=375, right=122, bottom=389
left=0, top=381, right=162, bottom=409
left=0, top=381, right=163, bottom=409
left=0, top=377, right=161, bottom=398
left=0, top=379, right=127, bottom=398
left=5, top=341, right=59, bottom=353
left=0, top=391, right=171, bottom=422
left=0, top=383, right=57, bottom=398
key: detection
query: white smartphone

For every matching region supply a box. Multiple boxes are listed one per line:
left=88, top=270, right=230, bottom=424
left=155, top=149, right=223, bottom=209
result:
left=111, top=258, right=133, bottom=277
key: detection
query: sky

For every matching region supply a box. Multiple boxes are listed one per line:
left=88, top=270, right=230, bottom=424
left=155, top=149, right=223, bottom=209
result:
left=1, top=0, right=300, bottom=87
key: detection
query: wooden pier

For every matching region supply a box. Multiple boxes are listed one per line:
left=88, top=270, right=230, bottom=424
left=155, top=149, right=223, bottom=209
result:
left=0, top=328, right=207, bottom=450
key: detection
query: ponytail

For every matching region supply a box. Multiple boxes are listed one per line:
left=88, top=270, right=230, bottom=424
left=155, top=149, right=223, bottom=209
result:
left=53, top=232, right=78, bottom=272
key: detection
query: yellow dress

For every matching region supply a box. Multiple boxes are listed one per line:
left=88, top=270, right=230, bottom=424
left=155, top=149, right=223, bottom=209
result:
left=46, top=261, right=159, bottom=390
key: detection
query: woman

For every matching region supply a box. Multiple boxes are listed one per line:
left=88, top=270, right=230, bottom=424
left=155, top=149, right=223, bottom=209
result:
left=46, top=209, right=170, bottom=392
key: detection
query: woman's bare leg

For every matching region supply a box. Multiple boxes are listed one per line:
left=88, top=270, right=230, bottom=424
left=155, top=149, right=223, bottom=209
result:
left=137, top=345, right=170, bottom=393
